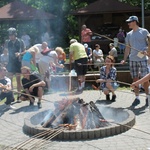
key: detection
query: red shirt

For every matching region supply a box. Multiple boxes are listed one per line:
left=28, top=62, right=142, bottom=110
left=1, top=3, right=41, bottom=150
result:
left=81, top=28, right=92, bottom=43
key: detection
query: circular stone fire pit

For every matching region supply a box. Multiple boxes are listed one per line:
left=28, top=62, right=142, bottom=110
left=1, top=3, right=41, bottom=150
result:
left=23, top=104, right=135, bottom=140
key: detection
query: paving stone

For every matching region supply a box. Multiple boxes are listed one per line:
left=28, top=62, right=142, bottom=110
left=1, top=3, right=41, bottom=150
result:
left=0, top=90, right=150, bottom=149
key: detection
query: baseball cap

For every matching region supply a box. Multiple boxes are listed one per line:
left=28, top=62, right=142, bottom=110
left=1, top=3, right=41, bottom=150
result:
left=7, top=27, right=17, bottom=36
left=126, top=16, right=139, bottom=23
left=83, top=43, right=88, bottom=48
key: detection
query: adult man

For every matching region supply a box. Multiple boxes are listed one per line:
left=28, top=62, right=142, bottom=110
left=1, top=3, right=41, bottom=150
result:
left=121, top=16, right=149, bottom=107
left=81, top=25, right=92, bottom=46
left=20, top=66, right=46, bottom=108
left=0, top=66, right=15, bottom=109
left=5, top=27, right=25, bottom=102
left=33, top=42, right=50, bottom=67
left=69, top=39, right=88, bottom=93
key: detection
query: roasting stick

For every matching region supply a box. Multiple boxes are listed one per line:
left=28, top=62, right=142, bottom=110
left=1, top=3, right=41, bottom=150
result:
left=77, top=62, right=128, bottom=66
left=0, top=86, right=53, bottom=103
left=27, top=128, right=65, bottom=150
left=29, top=127, right=66, bottom=150
left=10, top=129, right=56, bottom=150
left=11, top=127, right=65, bottom=150
left=93, top=32, right=142, bottom=52
left=100, top=119, right=150, bottom=136
left=24, top=127, right=65, bottom=150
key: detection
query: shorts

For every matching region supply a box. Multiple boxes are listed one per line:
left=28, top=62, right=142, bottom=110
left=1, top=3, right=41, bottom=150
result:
left=20, top=87, right=39, bottom=99
left=102, top=82, right=119, bottom=91
left=7, top=61, right=22, bottom=73
left=129, top=60, right=149, bottom=78
left=74, top=57, right=88, bottom=76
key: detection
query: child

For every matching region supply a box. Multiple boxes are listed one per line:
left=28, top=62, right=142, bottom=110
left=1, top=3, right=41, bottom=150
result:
left=96, top=55, right=118, bottom=102
left=0, top=49, right=9, bottom=67
left=19, top=46, right=39, bottom=69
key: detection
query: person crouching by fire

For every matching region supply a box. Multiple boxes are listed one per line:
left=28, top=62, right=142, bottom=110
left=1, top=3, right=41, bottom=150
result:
left=69, top=39, right=88, bottom=93
left=96, top=55, right=118, bottom=102
left=19, top=66, right=46, bottom=108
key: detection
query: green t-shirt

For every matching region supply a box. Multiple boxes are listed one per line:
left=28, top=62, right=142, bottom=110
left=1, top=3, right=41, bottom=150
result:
left=69, top=42, right=87, bottom=60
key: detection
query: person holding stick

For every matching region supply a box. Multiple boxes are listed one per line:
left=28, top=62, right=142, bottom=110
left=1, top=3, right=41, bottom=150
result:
left=121, top=16, right=149, bottom=107
left=5, top=27, right=25, bottom=102
left=131, top=74, right=150, bottom=107
left=96, top=55, right=118, bottom=102
left=0, top=65, right=16, bottom=109
left=19, top=66, right=46, bottom=108
left=69, top=39, right=88, bottom=93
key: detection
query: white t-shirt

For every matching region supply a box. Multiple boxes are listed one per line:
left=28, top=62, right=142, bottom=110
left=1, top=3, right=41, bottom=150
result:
left=39, top=51, right=57, bottom=64
left=33, top=44, right=42, bottom=63
left=93, top=49, right=103, bottom=61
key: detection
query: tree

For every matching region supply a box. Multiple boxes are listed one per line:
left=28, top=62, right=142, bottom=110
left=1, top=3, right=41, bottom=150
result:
left=0, top=0, right=150, bottom=48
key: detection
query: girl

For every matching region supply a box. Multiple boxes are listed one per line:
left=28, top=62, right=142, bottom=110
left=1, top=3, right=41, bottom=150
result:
left=96, top=55, right=118, bottom=102
left=20, top=46, right=39, bottom=69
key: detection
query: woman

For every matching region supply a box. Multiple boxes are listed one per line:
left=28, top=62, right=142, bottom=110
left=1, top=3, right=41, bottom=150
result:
left=56, top=47, right=66, bottom=73
left=96, top=55, right=118, bottom=102
left=38, top=48, right=64, bottom=90
left=93, top=44, right=104, bottom=70
left=109, top=43, right=118, bottom=63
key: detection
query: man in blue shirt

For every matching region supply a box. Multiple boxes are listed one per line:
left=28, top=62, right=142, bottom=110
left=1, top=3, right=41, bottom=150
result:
left=121, top=16, right=149, bottom=107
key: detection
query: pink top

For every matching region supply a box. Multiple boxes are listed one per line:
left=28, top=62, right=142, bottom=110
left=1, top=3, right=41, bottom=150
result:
left=81, top=28, right=92, bottom=42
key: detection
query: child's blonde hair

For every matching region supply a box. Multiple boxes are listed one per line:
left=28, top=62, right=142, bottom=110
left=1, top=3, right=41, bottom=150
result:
left=55, top=47, right=64, bottom=54
left=28, top=46, right=39, bottom=53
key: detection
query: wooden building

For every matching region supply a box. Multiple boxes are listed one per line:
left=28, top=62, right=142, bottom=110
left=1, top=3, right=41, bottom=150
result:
left=72, top=0, right=144, bottom=53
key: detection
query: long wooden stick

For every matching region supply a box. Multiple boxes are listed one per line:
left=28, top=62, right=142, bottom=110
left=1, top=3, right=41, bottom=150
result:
left=93, top=32, right=141, bottom=52
left=77, top=62, right=128, bottom=66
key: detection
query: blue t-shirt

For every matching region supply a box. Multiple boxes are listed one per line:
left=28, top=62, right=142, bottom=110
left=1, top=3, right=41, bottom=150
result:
left=22, top=51, right=32, bottom=61
left=126, top=27, right=149, bottom=61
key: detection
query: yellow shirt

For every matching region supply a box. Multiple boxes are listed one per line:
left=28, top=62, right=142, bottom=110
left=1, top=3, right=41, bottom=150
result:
left=69, top=42, right=87, bottom=60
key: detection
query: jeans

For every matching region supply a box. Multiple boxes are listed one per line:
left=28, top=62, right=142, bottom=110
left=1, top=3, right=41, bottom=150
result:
left=0, top=91, right=14, bottom=105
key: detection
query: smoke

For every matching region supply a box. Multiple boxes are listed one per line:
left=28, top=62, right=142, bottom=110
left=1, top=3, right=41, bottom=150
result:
left=41, top=98, right=110, bottom=129
left=96, top=104, right=129, bottom=123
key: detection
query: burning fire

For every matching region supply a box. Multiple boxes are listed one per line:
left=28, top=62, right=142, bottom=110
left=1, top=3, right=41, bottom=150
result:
left=41, top=98, right=110, bottom=130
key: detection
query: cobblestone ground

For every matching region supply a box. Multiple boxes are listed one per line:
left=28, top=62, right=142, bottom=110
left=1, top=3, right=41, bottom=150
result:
left=0, top=90, right=150, bottom=150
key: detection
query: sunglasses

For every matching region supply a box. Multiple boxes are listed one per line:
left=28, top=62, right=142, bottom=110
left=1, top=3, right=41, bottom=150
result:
left=127, top=21, right=136, bottom=23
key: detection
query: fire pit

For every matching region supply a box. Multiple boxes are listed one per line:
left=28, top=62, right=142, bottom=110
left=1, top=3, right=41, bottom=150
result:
left=23, top=97, right=135, bottom=140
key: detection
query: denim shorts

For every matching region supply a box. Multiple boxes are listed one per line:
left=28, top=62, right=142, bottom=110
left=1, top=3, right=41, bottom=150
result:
left=103, top=82, right=119, bottom=91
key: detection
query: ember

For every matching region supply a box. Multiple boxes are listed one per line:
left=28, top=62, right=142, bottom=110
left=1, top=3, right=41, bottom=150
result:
left=41, top=98, right=110, bottom=130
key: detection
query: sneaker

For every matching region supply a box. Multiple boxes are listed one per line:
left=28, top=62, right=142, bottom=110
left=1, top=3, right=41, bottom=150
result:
left=29, top=101, right=34, bottom=106
left=106, top=94, right=110, bottom=101
left=145, top=98, right=149, bottom=107
left=111, top=95, right=116, bottom=102
left=131, top=98, right=140, bottom=107
left=3, top=104, right=16, bottom=110
left=37, top=102, right=42, bottom=109
left=9, top=104, right=16, bottom=110
left=16, top=96, right=22, bottom=103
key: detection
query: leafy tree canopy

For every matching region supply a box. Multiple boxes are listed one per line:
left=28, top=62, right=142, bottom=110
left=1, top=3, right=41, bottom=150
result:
left=0, top=0, right=150, bottom=49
